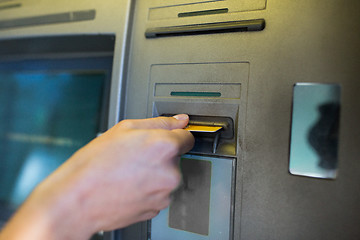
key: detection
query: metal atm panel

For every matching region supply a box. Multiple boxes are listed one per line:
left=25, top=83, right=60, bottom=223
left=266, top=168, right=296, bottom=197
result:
left=123, top=0, right=360, bottom=239
left=146, top=62, right=245, bottom=239
left=151, top=154, right=235, bottom=240
left=148, top=0, right=267, bottom=21
left=148, top=62, right=248, bottom=156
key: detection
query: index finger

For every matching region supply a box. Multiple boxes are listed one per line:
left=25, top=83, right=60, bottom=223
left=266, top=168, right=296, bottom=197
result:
left=119, top=115, right=189, bottom=130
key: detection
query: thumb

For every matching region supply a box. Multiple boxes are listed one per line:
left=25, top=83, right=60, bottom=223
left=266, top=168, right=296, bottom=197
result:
left=119, top=114, right=189, bottom=130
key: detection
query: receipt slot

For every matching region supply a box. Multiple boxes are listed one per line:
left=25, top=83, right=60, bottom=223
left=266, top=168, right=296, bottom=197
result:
left=151, top=154, right=235, bottom=240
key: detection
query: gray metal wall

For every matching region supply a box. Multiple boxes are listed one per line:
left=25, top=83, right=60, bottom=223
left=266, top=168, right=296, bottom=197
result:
left=122, top=0, right=360, bottom=239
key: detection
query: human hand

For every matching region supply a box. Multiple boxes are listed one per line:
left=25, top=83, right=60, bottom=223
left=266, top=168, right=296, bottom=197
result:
left=0, top=114, right=194, bottom=240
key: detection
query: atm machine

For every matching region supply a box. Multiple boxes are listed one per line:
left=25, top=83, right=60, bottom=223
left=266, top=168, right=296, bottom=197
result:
left=121, top=1, right=360, bottom=240
left=1, top=0, right=360, bottom=240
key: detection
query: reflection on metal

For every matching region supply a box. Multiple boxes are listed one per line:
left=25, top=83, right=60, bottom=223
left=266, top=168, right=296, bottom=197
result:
left=0, top=3, right=21, bottom=11
left=169, top=158, right=212, bottom=235
left=7, top=133, right=80, bottom=147
left=289, top=83, right=341, bottom=179
left=0, top=9, right=96, bottom=30
left=178, top=8, right=229, bottom=18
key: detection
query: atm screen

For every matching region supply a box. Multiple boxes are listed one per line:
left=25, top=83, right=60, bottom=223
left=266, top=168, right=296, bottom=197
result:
left=0, top=57, right=112, bottom=227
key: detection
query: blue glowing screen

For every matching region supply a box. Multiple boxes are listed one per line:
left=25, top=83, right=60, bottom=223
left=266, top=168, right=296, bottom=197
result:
left=0, top=57, right=112, bottom=224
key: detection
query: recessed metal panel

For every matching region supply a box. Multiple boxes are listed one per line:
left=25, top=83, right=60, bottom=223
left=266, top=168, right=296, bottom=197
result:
left=148, top=0, right=267, bottom=20
left=155, top=83, right=241, bottom=99
left=151, top=154, right=235, bottom=240
left=169, top=158, right=212, bottom=235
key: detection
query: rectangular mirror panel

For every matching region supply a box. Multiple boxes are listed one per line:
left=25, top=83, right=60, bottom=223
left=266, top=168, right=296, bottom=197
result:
left=289, top=83, right=341, bottom=179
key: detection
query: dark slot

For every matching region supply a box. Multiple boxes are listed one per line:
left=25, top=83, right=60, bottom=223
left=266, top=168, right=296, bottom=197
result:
left=162, top=114, right=234, bottom=139
left=0, top=3, right=21, bottom=11
left=0, top=10, right=95, bottom=30
left=178, top=8, right=228, bottom=18
left=170, top=91, right=221, bottom=97
left=145, top=19, right=265, bottom=38
left=0, top=35, right=115, bottom=57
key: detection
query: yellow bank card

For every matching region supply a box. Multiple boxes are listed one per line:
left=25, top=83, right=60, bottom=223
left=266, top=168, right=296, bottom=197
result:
left=184, top=125, right=222, bottom=133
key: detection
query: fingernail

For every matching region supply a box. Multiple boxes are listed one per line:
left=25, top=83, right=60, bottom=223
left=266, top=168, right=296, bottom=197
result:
left=173, top=114, right=189, bottom=121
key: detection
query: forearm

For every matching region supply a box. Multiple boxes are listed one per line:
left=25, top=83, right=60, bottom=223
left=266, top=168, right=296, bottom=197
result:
left=0, top=115, right=194, bottom=239
left=0, top=165, right=95, bottom=240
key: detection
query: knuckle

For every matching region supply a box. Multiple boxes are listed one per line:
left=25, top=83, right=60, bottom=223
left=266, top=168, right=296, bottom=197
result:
left=152, top=136, right=180, bottom=157
left=173, top=170, right=182, bottom=187
left=157, top=117, right=171, bottom=129
left=117, top=119, right=135, bottom=129
left=140, top=211, right=159, bottom=221
left=149, top=210, right=160, bottom=219
left=165, top=169, right=181, bottom=190
left=163, top=140, right=180, bottom=157
left=156, top=198, right=171, bottom=211
left=153, top=168, right=181, bottom=193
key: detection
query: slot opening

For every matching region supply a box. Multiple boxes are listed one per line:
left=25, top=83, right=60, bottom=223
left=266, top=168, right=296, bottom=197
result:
left=178, top=8, right=228, bottom=18
left=0, top=3, right=21, bottom=11
left=170, top=91, right=221, bottom=97
left=145, top=19, right=265, bottom=38
left=162, top=114, right=235, bottom=155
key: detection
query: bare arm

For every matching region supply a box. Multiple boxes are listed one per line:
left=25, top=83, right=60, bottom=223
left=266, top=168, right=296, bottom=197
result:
left=0, top=114, right=194, bottom=240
